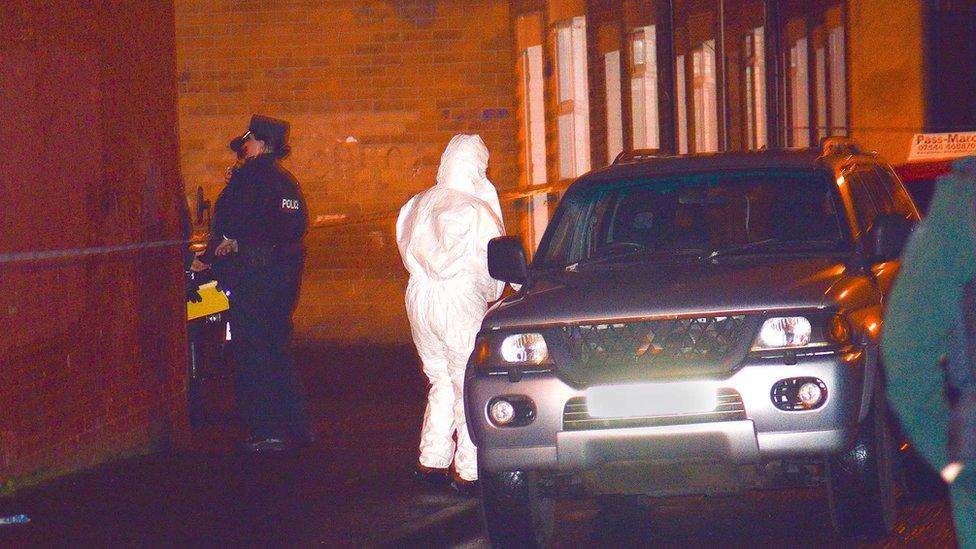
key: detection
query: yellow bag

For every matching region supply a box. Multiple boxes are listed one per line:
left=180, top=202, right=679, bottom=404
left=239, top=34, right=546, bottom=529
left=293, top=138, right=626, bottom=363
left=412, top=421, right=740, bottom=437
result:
left=187, top=281, right=230, bottom=320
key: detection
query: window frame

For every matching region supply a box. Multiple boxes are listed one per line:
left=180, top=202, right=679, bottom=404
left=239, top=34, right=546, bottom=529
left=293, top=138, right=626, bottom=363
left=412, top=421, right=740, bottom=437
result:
left=691, top=39, right=719, bottom=153
left=605, top=49, right=624, bottom=162
left=629, top=25, right=660, bottom=150
left=741, top=26, right=767, bottom=150
left=554, top=16, right=591, bottom=180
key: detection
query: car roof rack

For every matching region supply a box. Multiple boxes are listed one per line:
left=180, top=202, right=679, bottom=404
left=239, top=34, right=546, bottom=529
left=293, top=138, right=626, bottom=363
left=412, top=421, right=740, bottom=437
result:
left=612, top=149, right=666, bottom=165
left=819, top=136, right=863, bottom=157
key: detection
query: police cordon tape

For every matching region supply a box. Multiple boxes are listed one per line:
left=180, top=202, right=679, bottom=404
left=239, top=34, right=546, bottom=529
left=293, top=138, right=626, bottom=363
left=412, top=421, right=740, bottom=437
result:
left=19, top=136, right=970, bottom=265
left=309, top=181, right=569, bottom=228
left=0, top=180, right=566, bottom=265
left=0, top=239, right=187, bottom=266
left=13, top=122, right=974, bottom=266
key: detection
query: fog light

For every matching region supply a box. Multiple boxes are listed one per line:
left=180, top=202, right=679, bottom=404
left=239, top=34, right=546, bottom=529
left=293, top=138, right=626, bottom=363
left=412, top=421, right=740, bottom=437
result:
left=489, top=399, right=516, bottom=425
left=797, top=382, right=823, bottom=408
left=487, top=396, right=536, bottom=427
left=771, top=377, right=828, bottom=411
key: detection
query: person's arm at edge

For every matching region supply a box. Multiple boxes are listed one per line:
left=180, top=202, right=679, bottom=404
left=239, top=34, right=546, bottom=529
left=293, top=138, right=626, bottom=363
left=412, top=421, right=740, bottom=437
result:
left=882, top=175, right=976, bottom=472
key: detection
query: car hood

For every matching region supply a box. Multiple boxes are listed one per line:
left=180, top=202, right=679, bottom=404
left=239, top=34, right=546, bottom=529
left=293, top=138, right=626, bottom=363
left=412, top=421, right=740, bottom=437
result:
left=485, top=255, right=852, bottom=329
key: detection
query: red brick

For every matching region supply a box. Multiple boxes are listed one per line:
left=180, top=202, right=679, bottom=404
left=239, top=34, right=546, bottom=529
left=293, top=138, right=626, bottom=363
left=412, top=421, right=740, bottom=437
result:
left=3, top=1, right=187, bottom=485
left=175, top=0, right=518, bottom=346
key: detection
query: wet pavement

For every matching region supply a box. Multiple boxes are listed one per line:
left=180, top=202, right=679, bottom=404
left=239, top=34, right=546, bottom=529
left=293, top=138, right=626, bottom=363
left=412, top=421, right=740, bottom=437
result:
left=0, top=345, right=478, bottom=547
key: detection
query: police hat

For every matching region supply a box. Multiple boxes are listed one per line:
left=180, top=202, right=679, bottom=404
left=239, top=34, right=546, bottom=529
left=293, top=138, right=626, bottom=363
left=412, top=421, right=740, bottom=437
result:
left=229, top=115, right=290, bottom=156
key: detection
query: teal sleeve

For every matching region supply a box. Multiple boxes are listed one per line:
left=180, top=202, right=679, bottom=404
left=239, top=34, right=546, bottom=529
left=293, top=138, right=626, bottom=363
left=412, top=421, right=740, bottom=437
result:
left=882, top=174, right=976, bottom=470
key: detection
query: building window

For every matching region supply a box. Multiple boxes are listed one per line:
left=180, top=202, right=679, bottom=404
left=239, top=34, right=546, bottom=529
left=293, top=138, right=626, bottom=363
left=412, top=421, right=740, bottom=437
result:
left=827, top=9, right=847, bottom=136
left=813, top=24, right=829, bottom=142
left=629, top=25, right=659, bottom=150
left=605, top=50, right=624, bottom=162
left=555, top=16, right=590, bottom=179
left=742, top=27, right=767, bottom=149
left=786, top=18, right=810, bottom=147
left=520, top=44, right=548, bottom=250
left=692, top=39, right=718, bottom=152
left=676, top=54, right=689, bottom=154
left=520, top=45, right=546, bottom=188
left=785, top=8, right=846, bottom=146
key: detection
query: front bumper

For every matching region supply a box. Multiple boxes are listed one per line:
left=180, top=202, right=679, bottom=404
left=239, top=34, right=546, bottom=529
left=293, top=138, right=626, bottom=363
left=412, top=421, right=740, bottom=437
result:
left=467, top=351, right=868, bottom=473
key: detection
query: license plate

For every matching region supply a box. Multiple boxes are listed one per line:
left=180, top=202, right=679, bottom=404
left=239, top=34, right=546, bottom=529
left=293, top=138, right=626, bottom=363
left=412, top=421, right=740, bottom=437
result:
left=586, top=382, right=717, bottom=418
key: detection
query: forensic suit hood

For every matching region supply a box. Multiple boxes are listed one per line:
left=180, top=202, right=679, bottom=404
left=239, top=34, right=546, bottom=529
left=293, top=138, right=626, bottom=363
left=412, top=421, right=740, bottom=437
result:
left=395, top=134, right=505, bottom=482
left=397, top=134, right=505, bottom=295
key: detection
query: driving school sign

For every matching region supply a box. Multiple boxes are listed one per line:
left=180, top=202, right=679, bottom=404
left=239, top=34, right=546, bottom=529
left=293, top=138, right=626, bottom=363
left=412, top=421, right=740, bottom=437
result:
left=908, top=132, right=976, bottom=161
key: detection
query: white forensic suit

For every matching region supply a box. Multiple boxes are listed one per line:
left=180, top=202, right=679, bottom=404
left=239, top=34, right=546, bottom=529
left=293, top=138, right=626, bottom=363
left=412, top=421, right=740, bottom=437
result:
left=396, top=134, right=505, bottom=482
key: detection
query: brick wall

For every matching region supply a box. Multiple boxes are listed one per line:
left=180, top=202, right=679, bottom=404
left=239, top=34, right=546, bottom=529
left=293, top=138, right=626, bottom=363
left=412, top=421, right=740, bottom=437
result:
left=175, top=0, right=519, bottom=344
left=848, top=0, right=925, bottom=163
left=0, top=1, right=186, bottom=484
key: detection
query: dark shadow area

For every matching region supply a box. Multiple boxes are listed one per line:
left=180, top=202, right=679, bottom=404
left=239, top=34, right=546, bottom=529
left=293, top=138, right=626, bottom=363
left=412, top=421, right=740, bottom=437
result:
left=0, top=343, right=474, bottom=547
left=549, top=486, right=955, bottom=548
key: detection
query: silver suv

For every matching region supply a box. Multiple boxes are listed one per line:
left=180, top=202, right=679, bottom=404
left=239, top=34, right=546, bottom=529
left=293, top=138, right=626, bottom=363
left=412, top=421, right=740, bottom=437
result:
left=467, top=139, right=919, bottom=547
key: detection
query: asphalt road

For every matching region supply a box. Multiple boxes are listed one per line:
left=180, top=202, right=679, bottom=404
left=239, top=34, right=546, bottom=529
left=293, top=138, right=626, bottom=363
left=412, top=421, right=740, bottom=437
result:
left=0, top=343, right=960, bottom=547
left=452, top=487, right=957, bottom=548
left=0, top=344, right=477, bottom=547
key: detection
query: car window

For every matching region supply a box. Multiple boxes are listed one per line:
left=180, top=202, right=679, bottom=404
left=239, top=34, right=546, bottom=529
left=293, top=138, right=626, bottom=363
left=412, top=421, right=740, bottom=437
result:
left=540, top=194, right=588, bottom=264
left=876, top=166, right=920, bottom=219
left=860, top=168, right=895, bottom=215
left=535, top=169, right=848, bottom=267
left=585, top=191, right=622, bottom=259
left=847, top=170, right=881, bottom=234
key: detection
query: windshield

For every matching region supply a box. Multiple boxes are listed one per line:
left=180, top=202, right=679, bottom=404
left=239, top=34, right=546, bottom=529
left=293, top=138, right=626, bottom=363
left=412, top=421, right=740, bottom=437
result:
left=536, top=169, right=848, bottom=268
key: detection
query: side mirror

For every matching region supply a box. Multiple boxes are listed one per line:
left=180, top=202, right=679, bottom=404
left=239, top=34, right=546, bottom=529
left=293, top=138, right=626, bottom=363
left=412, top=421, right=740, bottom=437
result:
left=488, top=236, right=529, bottom=285
left=869, top=213, right=914, bottom=262
left=194, top=185, right=211, bottom=226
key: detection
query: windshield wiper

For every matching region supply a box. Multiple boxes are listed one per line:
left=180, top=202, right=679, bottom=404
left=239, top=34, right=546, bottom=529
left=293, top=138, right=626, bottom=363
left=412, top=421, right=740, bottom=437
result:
left=707, top=238, right=781, bottom=259
left=565, top=248, right=646, bottom=271
left=708, top=238, right=845, bottom=259
left=566, top=247, right=705, bottom=271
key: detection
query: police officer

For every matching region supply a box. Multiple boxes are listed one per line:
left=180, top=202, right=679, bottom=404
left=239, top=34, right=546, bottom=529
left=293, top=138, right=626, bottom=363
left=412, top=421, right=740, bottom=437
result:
left=209, top=115, right=312, bottom=453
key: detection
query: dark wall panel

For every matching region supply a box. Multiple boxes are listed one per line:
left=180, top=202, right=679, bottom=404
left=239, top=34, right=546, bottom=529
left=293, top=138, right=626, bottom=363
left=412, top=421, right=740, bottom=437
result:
left=924, top=2, right=976, bottom=132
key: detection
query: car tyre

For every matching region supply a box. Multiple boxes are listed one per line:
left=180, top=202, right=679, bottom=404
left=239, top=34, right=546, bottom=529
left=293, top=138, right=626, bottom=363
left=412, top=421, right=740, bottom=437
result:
left=826, top=380, right=897, bottom=539
left=481, top=469, right=554, bottom=548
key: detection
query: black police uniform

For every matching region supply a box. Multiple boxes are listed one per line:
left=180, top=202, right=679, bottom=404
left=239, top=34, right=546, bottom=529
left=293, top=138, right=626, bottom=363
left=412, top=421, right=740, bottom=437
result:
left=210, top=151, right=311, bottom=445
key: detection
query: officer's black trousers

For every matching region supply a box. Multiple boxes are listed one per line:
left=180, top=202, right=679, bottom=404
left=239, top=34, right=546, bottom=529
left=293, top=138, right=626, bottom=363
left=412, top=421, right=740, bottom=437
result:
left=229, top=261, right=310, bottom=440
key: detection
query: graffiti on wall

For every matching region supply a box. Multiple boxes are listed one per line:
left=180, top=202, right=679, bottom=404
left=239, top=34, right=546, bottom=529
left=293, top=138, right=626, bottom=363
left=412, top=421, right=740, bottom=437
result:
left=302, top=136, right=432, bottom=197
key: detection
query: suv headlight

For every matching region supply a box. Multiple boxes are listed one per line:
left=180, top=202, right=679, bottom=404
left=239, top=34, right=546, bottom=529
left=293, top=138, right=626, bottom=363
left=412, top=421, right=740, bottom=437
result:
left=474, top=332, right=553, bottom=373
left=750, top=313, right=852, bottom=353
left=500, top=333, right=549, bottom=365
left=754, top=317, right=812, bottom=349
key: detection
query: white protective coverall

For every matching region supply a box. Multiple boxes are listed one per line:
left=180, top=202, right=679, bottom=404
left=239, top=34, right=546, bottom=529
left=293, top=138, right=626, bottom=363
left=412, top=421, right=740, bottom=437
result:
left=396, top=134, right=505, bottom=481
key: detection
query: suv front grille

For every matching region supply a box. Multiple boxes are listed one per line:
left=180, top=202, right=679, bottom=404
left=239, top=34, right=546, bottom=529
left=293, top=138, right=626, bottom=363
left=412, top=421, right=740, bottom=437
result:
left=562, top=388, right=746, bottom=431
left=562, top=315, right=748, bottom=370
